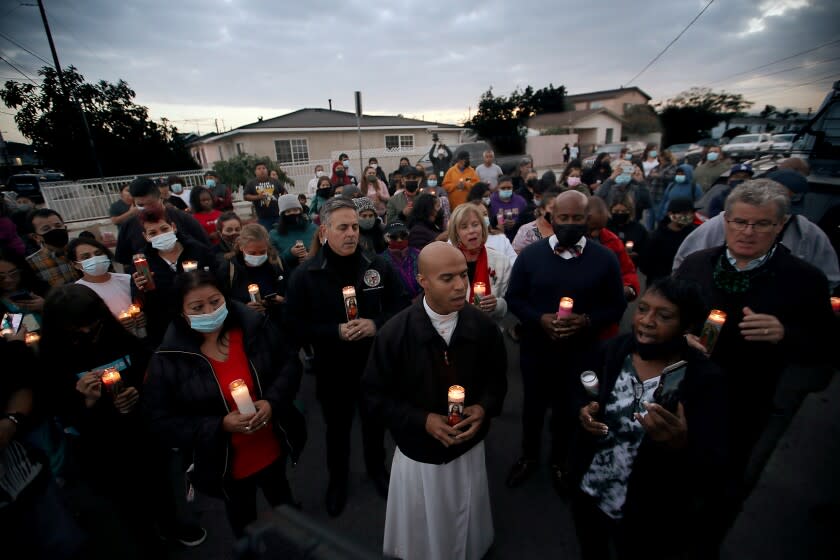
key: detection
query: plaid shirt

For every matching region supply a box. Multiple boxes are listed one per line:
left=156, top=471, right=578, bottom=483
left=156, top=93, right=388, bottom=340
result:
left=26, top=246, right=79, bottom=287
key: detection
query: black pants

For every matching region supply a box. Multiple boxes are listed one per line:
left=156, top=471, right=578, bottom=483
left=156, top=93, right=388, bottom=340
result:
left=520, top=356, right=579, bottom=465
left=572, top=490, right=621, bottom=560
left=223, top=458, right=293, bottom=538
left=318, top=383, right=385, bottom=481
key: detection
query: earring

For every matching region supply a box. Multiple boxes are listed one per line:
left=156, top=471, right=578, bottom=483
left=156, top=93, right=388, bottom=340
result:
left=321, top=237, right=326, bottom=245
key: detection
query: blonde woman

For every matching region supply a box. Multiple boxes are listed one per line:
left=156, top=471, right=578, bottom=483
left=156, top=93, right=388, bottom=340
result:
left=447, top=203, right=511, bottom=322
left=217, top=223, right=287, bottom=322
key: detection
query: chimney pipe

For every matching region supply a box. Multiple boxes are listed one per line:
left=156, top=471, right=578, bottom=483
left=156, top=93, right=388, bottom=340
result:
left=328, top=99, right=333, bottom=111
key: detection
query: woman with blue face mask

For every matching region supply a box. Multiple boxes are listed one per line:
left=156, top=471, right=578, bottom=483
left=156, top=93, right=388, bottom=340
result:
left=693, top=146, right=731, bottom=192
left=69, top=237, right=135, bottom=321
left=131, top=206, right=215, bottom=345
left=221, top=223, right=288, bottom=325
left=594, top=165, right=653, bottom=225
left=144, top=271, right=304, bottom=538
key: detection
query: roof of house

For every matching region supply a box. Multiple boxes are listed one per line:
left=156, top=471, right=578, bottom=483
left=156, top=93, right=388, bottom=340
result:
left=565, top=87, right=652, bottom=102
left=238, top=108, right=461, bottom=131
left=528, top=108, right=624, bottom=130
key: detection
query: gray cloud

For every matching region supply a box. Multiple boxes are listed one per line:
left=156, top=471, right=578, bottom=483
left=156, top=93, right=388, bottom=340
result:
left=2, top=0, right=838, bottom=143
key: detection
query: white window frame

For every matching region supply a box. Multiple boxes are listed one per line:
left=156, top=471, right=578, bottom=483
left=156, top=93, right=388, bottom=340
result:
left=236, top=142, right=245, bottom=155
left=590, top=101, right=604, bottom=109
left=274, top=138, right=310, bottom=164
left=384, top=134, right=415, bottom=151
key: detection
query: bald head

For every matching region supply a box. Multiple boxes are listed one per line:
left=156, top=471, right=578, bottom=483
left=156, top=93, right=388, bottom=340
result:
left=551, top=190, right=589, bottom=226
left=417, top=242, right=468, bottom=314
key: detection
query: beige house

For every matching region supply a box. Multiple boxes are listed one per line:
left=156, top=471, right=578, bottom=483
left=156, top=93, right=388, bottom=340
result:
left=187, top=108, right=464, bottom=170
left=528, top=108, right=625, bottom=149
left=565, top=86, right=652, bottom=116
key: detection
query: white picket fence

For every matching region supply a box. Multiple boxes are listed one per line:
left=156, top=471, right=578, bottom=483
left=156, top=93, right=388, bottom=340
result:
left=40, top=170, right=209, bottom=223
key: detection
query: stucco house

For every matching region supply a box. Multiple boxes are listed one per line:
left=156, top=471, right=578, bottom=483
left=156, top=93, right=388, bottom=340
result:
left=528, top=108, right=625, bottom=148
left=565, top=87, right=652, bottom=116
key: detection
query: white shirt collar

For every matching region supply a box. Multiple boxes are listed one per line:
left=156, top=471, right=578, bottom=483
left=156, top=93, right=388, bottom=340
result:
left=548, top=235, right=587, bottom=259
left=726, top=245, right=776, bottom=272
left=423, top=297, right=459, bottom=345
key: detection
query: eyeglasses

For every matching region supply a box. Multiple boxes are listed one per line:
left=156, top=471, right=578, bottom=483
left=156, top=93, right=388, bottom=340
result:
left=726, top=219, right=777, bottom=233
left=630, top=375, right=646, bottom=417
left=0, top=269, right=21, bottom=280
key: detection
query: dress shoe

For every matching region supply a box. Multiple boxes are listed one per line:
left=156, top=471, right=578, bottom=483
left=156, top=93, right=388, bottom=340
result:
left=551, top=464, right=570, bottom=497
left=325, top=479, right=348, bottom=517
left=505, top=457, right=537, bottom=488
left=369, top=469, right=390, bottom=499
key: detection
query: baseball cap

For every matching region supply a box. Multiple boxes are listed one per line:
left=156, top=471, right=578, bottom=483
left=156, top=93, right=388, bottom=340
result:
left=729, top=163, right=753, bottom=176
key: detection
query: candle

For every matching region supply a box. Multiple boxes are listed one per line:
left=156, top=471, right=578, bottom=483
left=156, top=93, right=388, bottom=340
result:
left=473, top=282, right=487, bottom=305
left=580, top=371, right=599, bottom=397
left=229, top=379, right=257, bottom=415
left=119, top=311, right=132, bottom=321
left=25, top=332, right=40, bottom=346
left=557, top=297, right=574, bottom=319
left=182, top=261, right=198, bottom=273
left=831, top=297, right=840, bottom=313
left=343, top=286, right=358, bottom=321
left=248, top=284, right=260, bottom=303
left=625, top=240, right=634, bottom=252
left=101, top=367, right=125, bottom=396
left=447, top=385, right=465, bottom=427
left=127, top=304, right=147, bottom=339
left=132, top=253, right=156, bottom=290
left=699, top=310, right=727, bottom=354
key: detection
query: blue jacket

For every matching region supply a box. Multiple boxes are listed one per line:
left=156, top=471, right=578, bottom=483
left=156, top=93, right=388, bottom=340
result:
left=657, top=164, right=703, bottom=222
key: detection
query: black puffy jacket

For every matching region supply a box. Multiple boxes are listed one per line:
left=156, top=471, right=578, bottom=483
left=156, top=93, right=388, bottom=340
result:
left=143, top=301, right=304, bottom=497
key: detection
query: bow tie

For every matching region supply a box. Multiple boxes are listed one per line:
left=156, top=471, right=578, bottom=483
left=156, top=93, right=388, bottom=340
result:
left=555, top=244, right=582, bottom=258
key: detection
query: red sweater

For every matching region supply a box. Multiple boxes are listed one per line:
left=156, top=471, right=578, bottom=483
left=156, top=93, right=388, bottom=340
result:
left=597, top=228, right=640, bottom=339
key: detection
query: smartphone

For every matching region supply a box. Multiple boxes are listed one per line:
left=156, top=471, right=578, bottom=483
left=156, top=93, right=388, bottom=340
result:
left=8, top=290, right=33, bottom=302
left=653, top=360, right=688, bottom=413
left=1, top=312, right=23, bottom=334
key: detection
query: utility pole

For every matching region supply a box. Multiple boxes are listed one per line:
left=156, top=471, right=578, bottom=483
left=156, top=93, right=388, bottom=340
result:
left=215, top=118, right=220, bottom=134
left=37, top=0, right=103, bottom=179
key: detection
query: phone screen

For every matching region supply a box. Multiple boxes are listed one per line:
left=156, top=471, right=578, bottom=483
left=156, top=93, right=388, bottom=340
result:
left=1, top=313, right=23, bottom=333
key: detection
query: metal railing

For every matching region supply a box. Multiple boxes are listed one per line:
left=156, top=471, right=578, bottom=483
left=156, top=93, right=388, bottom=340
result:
left=40, top=169, right=209, bottom=223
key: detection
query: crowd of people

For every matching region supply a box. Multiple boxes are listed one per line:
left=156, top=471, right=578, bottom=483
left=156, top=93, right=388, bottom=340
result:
left=1, top=142, right=838, bottom=560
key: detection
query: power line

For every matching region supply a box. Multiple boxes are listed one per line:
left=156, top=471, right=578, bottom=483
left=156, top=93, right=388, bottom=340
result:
left=705, top=38, right=840, bottom=87
left=748, top=73, right=838, bottom=101
left=626, top=0, right=716, bottom=86
left=0, top=55, right=38, bottom=84
left=0, top=3, right=24, bottom=20
left=0, top=31, right=52, bottom=66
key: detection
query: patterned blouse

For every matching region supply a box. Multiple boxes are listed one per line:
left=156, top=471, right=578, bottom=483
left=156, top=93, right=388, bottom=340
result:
left=580, top=356, right=661, bottom=519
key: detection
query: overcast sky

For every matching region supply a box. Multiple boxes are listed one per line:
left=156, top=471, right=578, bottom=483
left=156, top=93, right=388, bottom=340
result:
left=1, top=0, right=839, bottom=144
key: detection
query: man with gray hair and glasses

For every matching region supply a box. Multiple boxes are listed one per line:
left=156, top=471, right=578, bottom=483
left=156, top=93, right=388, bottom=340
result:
left=674, top=179, right=837, bottom=530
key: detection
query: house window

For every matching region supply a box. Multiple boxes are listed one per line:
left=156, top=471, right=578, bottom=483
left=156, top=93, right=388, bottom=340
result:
left=605, top=128, right=614, bottom=143
left=236, top=143, right=245, bottom=155
left=274, top=139, right=310, bottom=164
left=385, top=134, right=415, bottom=151
left=590, top=101, right=604, bottom=109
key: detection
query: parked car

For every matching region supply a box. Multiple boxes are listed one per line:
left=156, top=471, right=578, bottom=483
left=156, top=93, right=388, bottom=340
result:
left=1, top=174, right=51, bottom=203
left=666, top=143, right=698, bottom=163
left=771, top=133, right=796, bottom=153
left=582, top=143, right=645, bottom=167
left=721, top=133, right=774, bottom=161
left=415, top=141, right=525, bottom=175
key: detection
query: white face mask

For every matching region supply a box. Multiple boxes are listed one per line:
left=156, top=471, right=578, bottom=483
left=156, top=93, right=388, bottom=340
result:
left=150, top=230, right=177, bottom=252
left=243, top=253, right=268, bottom=267
left=483, top=216, right=491, bottom=227
left=78, top=254, right=111, bottom=276
left=316, top=170, right=324, bottom=177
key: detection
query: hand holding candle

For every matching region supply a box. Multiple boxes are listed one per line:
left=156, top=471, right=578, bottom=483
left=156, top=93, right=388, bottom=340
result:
left=101, top=367, right=125, bottom=396
left=25, top=331, right=40, bottom=346
left=343, top=286, right=358, bottom=321
left=248, top=284, right=260, bottom=303
left=625, top=240, right=634, bottom=252
left=580, top=370, right=599, bottom=397
left=229, top=379, right=257, bottom=416
left=699, top=310, right=726, bottom=354
left=447, top=385, right=465, bottom=427
left=472, top=282, right=486, bottom=305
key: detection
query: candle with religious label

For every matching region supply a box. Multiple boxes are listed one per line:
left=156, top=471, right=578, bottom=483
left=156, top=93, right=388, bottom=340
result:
left=447, top=385, right=465, bottom=427
left=101, top=367, right=125, bottom=396
left=132, top=253, right=155, bottom=290
left=182, top=261, right=198, bottom=273
left=832, top=297, right=840, bottom=313
left=248, top=284, right=260, bottom=303
left=556, top=297, right=574, bottom=319
left=473, top=282, right=486, bottom=305
left=229, top=379, right=257, bottom=415
left=699, top=310, right=727, bottom=354
left=625, top=240, right=634, bottom=252
left=343, top=286, right=358, bottom=321
left=580, top=371, right=599, bottom=397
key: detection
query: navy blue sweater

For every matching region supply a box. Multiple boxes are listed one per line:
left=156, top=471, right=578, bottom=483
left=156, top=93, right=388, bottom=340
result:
left=506, top=238, right=627, bottom=352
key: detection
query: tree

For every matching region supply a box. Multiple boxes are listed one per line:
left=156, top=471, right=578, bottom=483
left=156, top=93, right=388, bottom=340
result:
left=0, top=66, right=197, bottom=178
left=622, top=104, right=662, bottom=137
left=465, top=84, right=567, bottom=154
left=212, top=153, right=293, bottom=192
left=654, top=88, right=753, bottom=146
left=760, top=105, right=777, bottom=118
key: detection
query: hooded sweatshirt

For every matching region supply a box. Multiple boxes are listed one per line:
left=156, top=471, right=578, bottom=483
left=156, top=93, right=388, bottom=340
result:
left=657, top=164, right=703, bottom=222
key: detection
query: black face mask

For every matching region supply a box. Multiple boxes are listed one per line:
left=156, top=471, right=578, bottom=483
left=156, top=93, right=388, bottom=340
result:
left=611, top=213, right=630, bottom=226
left=526, top=178, right=538, bottom=189
left=317, top=187, right=332, bottom=199
left=552, top=223, right=587, bottom=247
left=405, top=181, right=419, bottom=193
left=42, top=228, right=69, bottom=248
left=282, top=214, right=303, bottom=229
left=634, top=335, right=687, bottom=361
left=336, top=170, right=345, bottom=177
